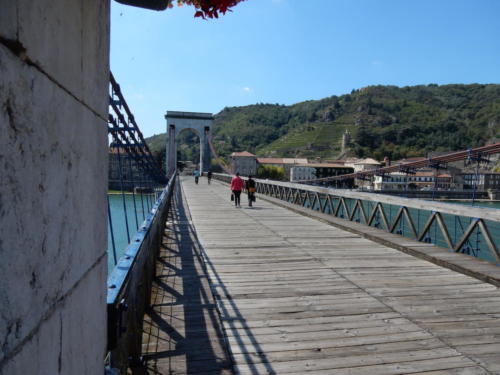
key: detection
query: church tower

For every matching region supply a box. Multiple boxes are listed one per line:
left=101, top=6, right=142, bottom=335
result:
left=341, top=129, right=351, bottom=154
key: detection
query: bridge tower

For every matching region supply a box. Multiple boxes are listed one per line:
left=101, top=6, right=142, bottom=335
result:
left=165, top=111, right=214, bottom=175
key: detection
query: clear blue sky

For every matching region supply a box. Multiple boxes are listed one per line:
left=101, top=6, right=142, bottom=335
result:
left=111, top=0, right=500, bottom=137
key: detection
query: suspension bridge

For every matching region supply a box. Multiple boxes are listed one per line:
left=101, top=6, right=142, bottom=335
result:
left=6, top=2, right=500, bottom=375
left=105, top=75, right=500, bottom=374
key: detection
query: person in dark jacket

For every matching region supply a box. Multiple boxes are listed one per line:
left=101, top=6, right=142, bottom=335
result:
left=246, top=175, right=256, bottom=207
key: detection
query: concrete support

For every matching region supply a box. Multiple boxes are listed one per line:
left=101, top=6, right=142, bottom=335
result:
left=0, top=1, right=110, bottom=374
left=165, top=111, right=214, bottom=174
left=166, top=124, right=177, bottom=176
left=199, top=132, right=205, bottom=173
left=203, top=126, right=212, bottom=172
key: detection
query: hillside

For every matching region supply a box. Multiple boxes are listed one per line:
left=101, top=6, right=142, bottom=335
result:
left=146, top=84, right=500, bottom=162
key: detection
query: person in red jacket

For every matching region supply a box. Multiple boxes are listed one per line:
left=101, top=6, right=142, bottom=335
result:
left=230, top=172, right=244, bottom=207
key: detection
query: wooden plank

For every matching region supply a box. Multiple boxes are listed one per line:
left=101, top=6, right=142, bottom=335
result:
left=274, top=357, right=482, bottom=375
left=137, top=183, right=233, bottom=374
left=231, top=338, right=447, bottom=365
left=178, top=177, right=500, bottom=374
left=235, top=349, right=467, bottom=375
left=223, top=317, right=413, bottom=337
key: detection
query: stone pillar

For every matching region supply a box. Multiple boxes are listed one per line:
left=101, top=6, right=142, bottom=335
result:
left=0, top=1, right=110, bottom=374
left=166, top=124, right=176, bottom=175
left=199, top=130, right=204, bottom=172
left=202, top=126, right=211, bottom=172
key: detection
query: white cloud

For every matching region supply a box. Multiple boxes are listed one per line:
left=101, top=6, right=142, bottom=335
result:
left=371, top=60, right=383, bottom=66
left=243, top=87, right=252, bottom=92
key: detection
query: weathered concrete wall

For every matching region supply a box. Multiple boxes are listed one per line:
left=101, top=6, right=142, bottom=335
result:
left=0, top=1, right=110, bottom=373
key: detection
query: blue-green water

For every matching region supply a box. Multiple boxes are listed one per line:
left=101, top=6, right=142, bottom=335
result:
left=107, top=193, right=155, bottom=273
left=299, top=194, right=500, bottom=265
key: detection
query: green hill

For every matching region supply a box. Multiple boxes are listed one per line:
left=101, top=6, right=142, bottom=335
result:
left=146, top=84, right=500, bottom=162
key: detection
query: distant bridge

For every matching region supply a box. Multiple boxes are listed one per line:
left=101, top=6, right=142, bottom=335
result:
left=5, top=5, right=500, bottom=374
left=299, top=142, right=500, bottom=184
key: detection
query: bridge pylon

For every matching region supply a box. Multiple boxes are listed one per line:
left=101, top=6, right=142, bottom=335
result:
left=165, top=111, right=214, bottom=175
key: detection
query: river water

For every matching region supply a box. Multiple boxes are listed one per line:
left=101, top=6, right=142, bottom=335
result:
left=107, top=193, right=155, bottom=273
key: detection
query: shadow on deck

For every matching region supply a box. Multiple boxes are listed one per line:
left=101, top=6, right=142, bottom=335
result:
left=128, top=184, right=230, bottom=374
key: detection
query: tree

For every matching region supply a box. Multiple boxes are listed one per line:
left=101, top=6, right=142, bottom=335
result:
left=257, top=165, right=285, bottom=180
left=355, top=126, right=373, bottom=148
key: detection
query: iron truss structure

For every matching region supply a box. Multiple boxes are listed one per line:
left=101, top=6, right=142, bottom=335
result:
left=214, top=174, right=500, bottom=263
left=299, top=142, right=500, bottom=184
left=108, top=73, right=167, bottom=184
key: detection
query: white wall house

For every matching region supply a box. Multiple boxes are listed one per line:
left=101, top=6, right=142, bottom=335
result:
left=373, top=173, right=409, bottom=190
left=352, top=158, right=381, bottom=172
left=373, top=171, right=453, bottom=191
left=290, top=166, right=316, bottom=181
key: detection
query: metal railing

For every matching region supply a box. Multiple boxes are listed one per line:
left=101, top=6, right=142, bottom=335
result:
left=106, top=172, right=176, bottom=372
left=106, top=73, right=173, bottom=372
left=214, top=174, right=500, bottom=265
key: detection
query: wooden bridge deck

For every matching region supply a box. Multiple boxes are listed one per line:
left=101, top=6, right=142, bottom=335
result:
left=140, top=177, right=500, bottom=375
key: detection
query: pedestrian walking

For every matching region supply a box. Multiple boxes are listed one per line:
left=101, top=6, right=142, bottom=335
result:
left=207, top=170, right=212, bottom=184
left=230, top=172, right=244, bottom=207
left=194, top=169, right=200, bottom=184
left=246, top=175, right=256, bottom=207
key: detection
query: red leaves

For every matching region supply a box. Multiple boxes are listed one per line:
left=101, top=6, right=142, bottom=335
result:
left=171, top=0, right=245, bottom=19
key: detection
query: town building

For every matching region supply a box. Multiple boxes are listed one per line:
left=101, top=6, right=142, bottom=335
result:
left=230, top=151, right=257, bottom=176
left=373, top=171, right=454, bottom=191
left=435, top=173, right=453, bottom=190
left=460, top=172, right=500, bottom=191
left=351, top=158, right=382, bottom=173
left=373, top=172, right=408, bottom=191
left=290, top=163, right=354, bottom=181
left=290, top=166, right=316, bottom=181
left=257, top=157, right=308, bottom=179
left=344, top=158, right=381, bottom=189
